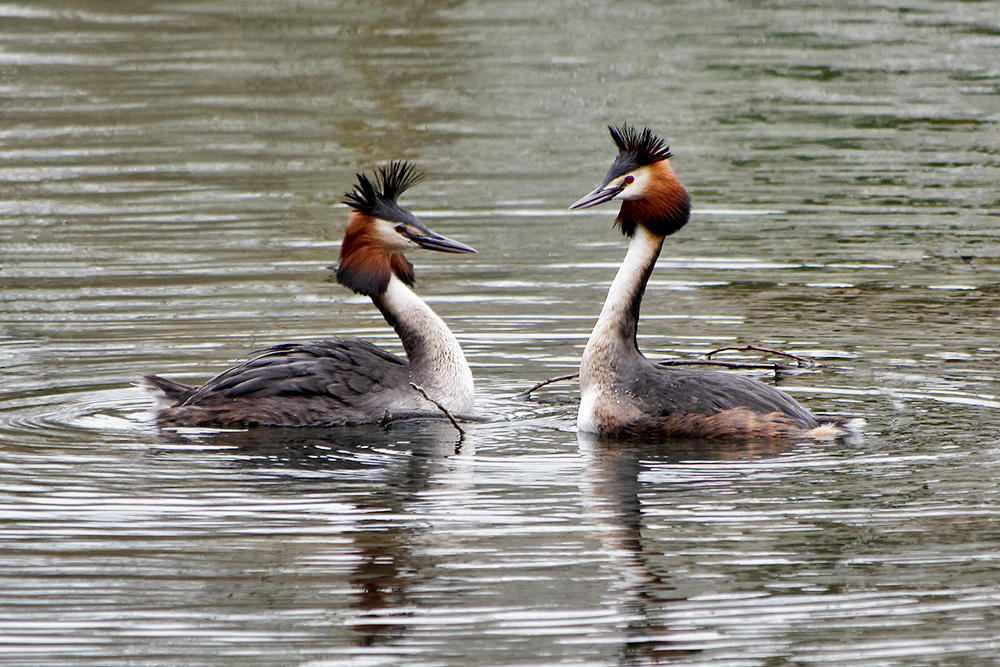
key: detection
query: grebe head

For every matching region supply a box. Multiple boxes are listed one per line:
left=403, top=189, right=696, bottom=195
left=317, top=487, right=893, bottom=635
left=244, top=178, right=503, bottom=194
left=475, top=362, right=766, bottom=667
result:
left=570, top=124, right=691, bottom=238
left=338, top=161, right=475, bottom=297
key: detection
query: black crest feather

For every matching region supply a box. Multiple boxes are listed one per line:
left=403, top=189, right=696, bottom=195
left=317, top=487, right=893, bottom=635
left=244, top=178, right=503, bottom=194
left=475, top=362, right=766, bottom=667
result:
left=343, top=161, right=424, bottom=217
left=608, top=124, right=672, bottom=166
left=603, top=124, right=690, bottom=238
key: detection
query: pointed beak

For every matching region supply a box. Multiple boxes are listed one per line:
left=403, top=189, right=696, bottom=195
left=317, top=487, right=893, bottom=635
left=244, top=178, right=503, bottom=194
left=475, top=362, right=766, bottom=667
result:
left=569, top=184, right=624, bottom=210
left=408, top=230, right=477, bottom=254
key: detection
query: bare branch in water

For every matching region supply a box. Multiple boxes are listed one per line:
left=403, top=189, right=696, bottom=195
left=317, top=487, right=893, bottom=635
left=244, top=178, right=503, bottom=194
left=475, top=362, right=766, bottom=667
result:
left=410, top=383, right=465, bottom=438
left=704, top=344, right=817, bottom=368
left=513, top=372, right=580, bottom=399
left=516, top=346, right=819, bottom=397
left=657, top=359, right=794, bottom=370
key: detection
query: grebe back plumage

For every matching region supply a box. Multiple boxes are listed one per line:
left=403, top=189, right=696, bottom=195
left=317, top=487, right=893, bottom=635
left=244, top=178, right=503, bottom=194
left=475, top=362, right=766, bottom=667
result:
left=570, top=125, right=845, bottom=441
left=143, top=161, right=476, bottom=427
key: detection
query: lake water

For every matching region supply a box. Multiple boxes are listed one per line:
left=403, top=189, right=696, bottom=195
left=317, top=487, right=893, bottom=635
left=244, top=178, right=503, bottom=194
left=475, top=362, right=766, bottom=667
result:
left=1, top=1, right=999, bottom=665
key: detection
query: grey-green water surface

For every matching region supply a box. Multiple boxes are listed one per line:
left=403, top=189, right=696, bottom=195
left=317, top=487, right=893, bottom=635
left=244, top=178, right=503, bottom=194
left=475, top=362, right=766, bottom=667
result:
left=1, top=1, right=999, bottom=665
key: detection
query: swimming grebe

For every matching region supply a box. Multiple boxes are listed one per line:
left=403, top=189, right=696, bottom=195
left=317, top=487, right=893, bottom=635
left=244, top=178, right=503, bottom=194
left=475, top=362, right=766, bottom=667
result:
left=570, top=124, right=844, bottom=440
left=143, top=161, right=476, bottom=427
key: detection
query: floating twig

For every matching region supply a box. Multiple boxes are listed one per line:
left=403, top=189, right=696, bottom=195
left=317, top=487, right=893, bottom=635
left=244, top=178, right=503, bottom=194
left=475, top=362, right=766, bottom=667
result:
left=410, top=383, right=465, bottom=438
left=513, top=372, right=580, bottom=399
left=516, top=345, right=819, bottom=397
left=703, top=344, right=817, bottom=368
left=657, top=359, right=794, bottom=370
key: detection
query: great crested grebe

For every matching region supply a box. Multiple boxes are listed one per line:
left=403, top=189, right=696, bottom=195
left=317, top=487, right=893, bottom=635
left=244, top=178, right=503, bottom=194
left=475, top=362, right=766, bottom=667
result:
left=143, top=161, right=476, bottom=427
left=570, top=124, right=845, bottom=440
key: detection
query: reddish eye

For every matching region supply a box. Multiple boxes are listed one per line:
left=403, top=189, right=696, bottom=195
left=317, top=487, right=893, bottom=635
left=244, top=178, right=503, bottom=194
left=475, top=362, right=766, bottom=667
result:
left=394, top=225, right=406, bottom=234
left=623, top=175, right=635, bottom=185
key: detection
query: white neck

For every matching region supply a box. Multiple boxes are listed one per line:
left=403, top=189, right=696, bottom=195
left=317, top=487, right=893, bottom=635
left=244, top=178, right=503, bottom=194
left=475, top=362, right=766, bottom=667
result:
left=577, top=224, right=664, bottom=433
left=374, top=276, right=475, bottom=412
left=585, top=224, right=664, bottom=359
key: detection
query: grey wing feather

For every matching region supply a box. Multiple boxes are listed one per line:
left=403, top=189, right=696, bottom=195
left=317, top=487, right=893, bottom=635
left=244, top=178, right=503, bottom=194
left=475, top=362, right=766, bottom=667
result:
left=179, top=339, right=408, bottom=405
left=636, top=366, right=818, bottom=426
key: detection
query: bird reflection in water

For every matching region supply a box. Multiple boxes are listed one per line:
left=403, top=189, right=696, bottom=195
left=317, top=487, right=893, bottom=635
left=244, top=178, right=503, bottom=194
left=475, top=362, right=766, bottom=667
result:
left=578, top=432, right=797, bottom=664
left=149, top=421, right=471, bottom=651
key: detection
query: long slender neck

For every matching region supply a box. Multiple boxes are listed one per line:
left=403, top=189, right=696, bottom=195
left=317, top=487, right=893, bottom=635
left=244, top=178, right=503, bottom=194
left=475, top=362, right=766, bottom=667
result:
left=586, top=224, right=665, bottom=356
left=371, top=276, right=462, bottom=369
left=371, top=275, right=474, bottom=412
